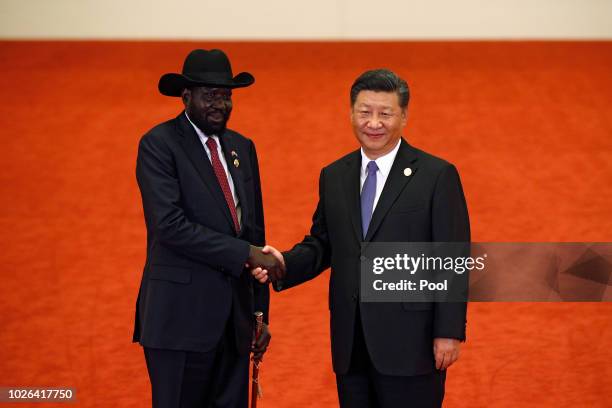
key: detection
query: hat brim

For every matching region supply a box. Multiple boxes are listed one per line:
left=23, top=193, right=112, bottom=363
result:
left=158, top=72, right=254, bottom=97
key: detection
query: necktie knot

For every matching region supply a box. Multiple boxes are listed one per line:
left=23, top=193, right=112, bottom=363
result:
left=366, top=160, right=378, bottom=175
left=206, top=137, right=217, bottom=150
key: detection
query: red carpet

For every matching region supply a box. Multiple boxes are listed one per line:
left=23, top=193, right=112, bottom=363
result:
left=0, top=41, right=611, bottom=407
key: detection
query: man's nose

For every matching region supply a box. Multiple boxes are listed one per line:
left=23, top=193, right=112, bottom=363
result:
left=211, top=98, right=226, bottom=109
left=367, top=115, right=383, bottom=128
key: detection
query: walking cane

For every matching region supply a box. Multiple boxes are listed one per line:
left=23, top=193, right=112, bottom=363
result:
left=251, top=311, right=264, bottom=408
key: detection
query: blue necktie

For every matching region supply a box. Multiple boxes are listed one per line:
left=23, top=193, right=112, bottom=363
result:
left=361, top=160, right=378, bottom=239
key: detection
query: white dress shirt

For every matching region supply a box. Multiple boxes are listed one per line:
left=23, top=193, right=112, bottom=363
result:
left=360, top=139, right=402, bottom=212
left=185, top=112, right=241, bottom=225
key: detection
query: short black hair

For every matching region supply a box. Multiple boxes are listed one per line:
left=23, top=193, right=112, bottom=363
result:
left=350, top=69, right=410, bottom=109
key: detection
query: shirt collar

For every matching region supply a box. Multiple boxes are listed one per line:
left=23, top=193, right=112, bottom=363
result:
left=185, top=111, right=216, bottom=142
left=360, top=139, right=402, bottom=178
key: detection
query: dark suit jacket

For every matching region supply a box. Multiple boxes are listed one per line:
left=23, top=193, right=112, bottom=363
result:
left=133, top=112, right=269, bottom=355
left=277, top=139, right=470, bottom=376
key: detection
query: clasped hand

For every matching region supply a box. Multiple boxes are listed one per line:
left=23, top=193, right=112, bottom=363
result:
left=247, top=245, right=286, bottom=282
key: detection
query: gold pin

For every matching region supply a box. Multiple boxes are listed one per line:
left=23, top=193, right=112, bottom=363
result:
left=234, top=158, right=240, bottom=168
left=404, top=168, right=412, bottom=177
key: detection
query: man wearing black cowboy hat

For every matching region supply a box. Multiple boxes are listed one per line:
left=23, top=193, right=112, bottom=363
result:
left=133, top=49, right=281, bottom=408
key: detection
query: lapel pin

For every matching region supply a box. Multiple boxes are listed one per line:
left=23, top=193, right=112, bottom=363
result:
left=233, top=158, right=240, bottom=168
left=404, top=168, right=412, bottom=177
left=231, top=150, right=238, bottom=157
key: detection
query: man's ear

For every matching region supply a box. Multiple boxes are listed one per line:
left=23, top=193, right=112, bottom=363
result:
left=401, top=108, right=408, bottom=126
left=181, top=88, right=191, bottom=107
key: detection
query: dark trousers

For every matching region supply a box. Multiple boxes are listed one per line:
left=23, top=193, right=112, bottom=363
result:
left=143, top=319, right=249, bottom=408
left=336, top=307, right=446, bottom=408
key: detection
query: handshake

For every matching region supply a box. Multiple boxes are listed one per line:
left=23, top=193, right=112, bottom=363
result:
left=246, top=245, right=286, bottom=283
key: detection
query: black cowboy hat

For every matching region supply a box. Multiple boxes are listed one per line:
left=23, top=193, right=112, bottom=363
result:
left=158, top=49, right=254, bottom=96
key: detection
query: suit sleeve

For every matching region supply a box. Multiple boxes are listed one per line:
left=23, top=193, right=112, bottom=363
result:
left=275, top=168, right=332, bottom=291
left=136, top=132, right=250, bottom=278
left=431, top=164, right=470, bottom=341
left=248, top=140, right=271, bottom=323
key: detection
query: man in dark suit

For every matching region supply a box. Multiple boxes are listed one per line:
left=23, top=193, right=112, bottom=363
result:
left=133, top=49, right=280, bottom=408
left=252, top=69, right=470, bottom=408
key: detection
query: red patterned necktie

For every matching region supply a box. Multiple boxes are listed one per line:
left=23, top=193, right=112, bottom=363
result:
left=205, top=137, right=240, bottom=234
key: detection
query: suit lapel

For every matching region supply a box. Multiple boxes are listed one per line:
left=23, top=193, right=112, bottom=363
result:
left=219, top=132, right=249, bottom=236
left=176, top=113, right=236, bottom=232
left=364, top=140, right=419, bottom=242
left=342, top=150, right=363, bottom=242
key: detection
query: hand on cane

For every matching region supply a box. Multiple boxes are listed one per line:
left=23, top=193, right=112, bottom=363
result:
left=251, top=322, right=271, bottom=361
